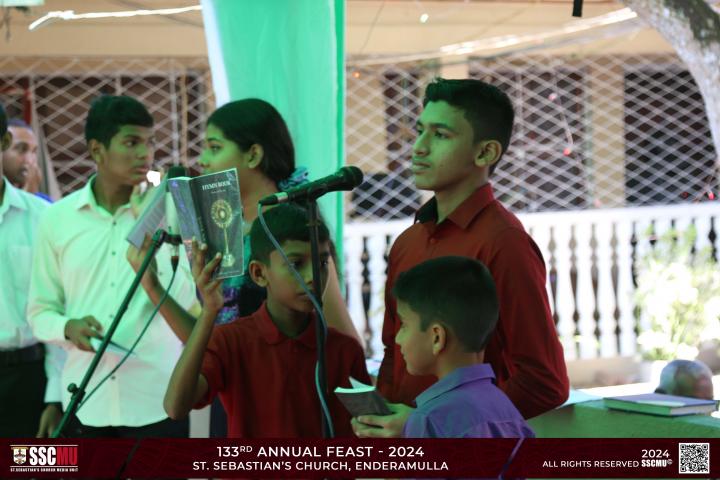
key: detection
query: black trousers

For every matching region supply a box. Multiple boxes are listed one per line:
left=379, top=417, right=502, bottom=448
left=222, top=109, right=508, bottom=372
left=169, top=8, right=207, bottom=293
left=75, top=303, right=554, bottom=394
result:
left=0, top=356, right=47, bottom=438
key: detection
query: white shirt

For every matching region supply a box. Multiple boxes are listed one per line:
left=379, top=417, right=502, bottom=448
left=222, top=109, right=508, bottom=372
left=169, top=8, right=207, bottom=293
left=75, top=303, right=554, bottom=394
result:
left=0, top=178, right=63, bottom=402
left=28, top=177, right=197, bottom=427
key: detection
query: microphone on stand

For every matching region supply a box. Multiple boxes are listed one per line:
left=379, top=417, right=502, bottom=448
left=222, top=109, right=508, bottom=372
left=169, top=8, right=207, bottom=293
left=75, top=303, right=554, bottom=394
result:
left=259, top=166, right=364, bottom=206
left=165, top=165, right=187, bottom=271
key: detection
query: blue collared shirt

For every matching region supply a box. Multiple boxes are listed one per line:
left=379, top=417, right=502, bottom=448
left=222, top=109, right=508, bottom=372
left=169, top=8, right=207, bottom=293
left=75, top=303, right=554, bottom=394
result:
left=403, top=364, right=535, bottom=438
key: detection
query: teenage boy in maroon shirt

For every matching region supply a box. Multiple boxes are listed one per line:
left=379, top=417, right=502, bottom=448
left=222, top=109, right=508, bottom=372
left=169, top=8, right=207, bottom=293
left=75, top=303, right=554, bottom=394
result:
left=354, top=78, right=569, bottom=437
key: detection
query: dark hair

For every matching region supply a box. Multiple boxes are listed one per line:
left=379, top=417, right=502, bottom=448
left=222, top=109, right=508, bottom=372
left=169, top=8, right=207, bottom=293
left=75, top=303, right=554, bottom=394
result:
left=207, top=99, right=295, bottom=186
left=0, top=103, right=7, bottom=137
left=8, top=118, right=31, bottom=130
left=85, top=95, right=153, bottom=147
left=423, top=78, right=514, bottom=174
left=250, top=203, right=329, bottom=264
left=393, top=256, right=499, bottom=352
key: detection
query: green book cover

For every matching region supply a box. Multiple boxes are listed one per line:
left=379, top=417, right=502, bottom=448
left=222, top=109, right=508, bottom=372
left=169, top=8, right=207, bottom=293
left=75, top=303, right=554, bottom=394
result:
left=603, top=393, right=718, bottom=417
left=168, top=168, right=244, bottom=279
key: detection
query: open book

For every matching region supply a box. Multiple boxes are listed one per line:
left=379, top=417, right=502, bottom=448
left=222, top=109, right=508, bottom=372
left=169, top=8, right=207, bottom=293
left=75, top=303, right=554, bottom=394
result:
left=168, top=168, right=244, bottom=279
left=126, top=173, right=170, bottom=249
left=603, top=393, right=718, bottom=416
left=334, top=378, right=392, bottom=417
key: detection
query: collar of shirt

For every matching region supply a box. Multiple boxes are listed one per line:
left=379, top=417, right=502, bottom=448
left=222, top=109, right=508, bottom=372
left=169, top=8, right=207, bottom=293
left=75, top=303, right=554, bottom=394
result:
left=415, top=183, right=496, bottom=230
left=254, top=302, right=318, bottom=349
left=73, top=175, right=131, bottom=216
left=0, top=178, right=27, bottom=221
left=415, top=363, right=496, bottom=408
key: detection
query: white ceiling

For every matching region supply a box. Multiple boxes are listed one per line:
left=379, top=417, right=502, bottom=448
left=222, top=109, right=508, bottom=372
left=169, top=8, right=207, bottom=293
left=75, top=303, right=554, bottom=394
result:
left=0, top=0, right=671, bottom=57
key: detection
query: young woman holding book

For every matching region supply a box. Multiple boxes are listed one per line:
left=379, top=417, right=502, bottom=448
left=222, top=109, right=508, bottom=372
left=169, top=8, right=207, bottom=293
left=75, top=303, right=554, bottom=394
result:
left=126, top=98, right=360, bottom=435
left=129, top=98, right=358, bottom=335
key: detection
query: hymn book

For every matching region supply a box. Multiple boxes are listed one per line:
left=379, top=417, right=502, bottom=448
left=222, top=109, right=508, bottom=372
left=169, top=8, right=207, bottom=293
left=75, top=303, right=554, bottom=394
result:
left=334, top=378, right=392, bottom=417
left=603, top=393, right=718, bottom=416
left=168, top=168, right=244, bottom=279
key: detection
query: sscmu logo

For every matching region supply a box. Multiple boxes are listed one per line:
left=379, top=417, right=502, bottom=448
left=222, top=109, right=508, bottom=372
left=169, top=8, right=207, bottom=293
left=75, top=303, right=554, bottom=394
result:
left=10, top=444, right=78, bottom=473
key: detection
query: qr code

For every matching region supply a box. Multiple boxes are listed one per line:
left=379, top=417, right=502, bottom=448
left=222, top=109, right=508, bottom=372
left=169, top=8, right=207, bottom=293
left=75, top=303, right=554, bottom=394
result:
left=679, top=443, right=710, bottom=474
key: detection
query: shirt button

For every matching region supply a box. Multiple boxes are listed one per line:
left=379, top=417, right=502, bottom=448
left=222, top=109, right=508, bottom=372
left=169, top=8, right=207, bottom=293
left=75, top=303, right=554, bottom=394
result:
left=111, top=376, right=116, bottom=380
left=429, top=237, right=437, bottom=245
left=110, top=282, right=115, bottom=287
left=111, top=251, right=116, bottom=256
left=108, top=314, right=113, bottom=319
left=112, top=221, right=117, bottom=226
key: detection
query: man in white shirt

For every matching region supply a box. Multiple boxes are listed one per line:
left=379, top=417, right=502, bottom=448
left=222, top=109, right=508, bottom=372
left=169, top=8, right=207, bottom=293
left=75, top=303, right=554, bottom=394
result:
left=28, top=95, right=197, bottom=437
left=3, top=118, right=52, bottom=202
left=0, top=102, right=63, bottom=437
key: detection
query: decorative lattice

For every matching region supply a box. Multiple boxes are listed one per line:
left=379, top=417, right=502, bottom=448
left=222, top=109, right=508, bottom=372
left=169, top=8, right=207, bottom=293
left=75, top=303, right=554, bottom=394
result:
left=345, top=53, right=718, bottom=220
left=1, top=52, right=716, bottom=215
left=0, top=57, right=212, bottom=196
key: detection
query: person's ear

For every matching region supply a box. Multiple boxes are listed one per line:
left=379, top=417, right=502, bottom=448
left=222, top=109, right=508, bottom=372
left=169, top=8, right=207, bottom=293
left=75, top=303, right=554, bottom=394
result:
left=88, top=139, right=105, bottom=165
left=430, top=323, right=447, bottom=356
left=1, top=131, right=12, bottom=151
left=246, top=144, right=264, bottom=170
left=248, top=259, right=269, bottom=287
left=474, top=140, right=502, bottom=169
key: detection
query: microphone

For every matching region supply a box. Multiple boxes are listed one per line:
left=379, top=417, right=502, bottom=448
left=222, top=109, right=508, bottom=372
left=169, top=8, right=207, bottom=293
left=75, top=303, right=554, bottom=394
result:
left=259, top=166, right=364, bottom=206
left=165, top=165, right=187, bottom=270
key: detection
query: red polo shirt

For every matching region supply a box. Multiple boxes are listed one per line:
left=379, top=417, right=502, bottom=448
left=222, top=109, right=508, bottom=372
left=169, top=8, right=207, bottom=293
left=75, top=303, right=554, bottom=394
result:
left=377, top=183, right=569, bottom=419
left=197, top=302, right=370, bottom=437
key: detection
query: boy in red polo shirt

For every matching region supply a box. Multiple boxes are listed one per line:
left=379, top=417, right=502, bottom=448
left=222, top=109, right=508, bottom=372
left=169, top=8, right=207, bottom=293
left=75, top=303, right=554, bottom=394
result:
left=164, top=203, right=369, bottom=437
left=354, top=78, right=569, bottom=437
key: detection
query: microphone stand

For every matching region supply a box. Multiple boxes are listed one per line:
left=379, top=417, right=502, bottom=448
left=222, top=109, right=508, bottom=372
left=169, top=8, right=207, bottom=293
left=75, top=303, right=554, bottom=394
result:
left=52, top=229, right=172, bottom=438
left=305, top=198, right=332, bottom=439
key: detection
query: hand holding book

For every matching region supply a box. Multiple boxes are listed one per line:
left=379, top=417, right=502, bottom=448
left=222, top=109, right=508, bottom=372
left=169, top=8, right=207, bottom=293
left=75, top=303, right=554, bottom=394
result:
left=335, top=377, right=392, bottom=417
left=190, top=239, right=225, bottom=315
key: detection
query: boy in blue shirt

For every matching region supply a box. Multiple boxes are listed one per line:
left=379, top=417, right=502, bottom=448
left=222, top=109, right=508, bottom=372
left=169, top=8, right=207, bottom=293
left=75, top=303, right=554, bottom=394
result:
left=393, top=256, right=534, bottom=438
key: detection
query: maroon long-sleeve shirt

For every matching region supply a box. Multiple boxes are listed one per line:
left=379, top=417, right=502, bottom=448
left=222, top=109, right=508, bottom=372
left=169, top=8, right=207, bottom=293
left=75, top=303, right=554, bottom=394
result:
left=377, top=183, right=569, bottom=419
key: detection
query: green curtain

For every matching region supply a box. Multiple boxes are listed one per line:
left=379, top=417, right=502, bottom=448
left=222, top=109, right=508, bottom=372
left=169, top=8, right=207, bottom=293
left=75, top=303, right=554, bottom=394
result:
left=201, top=0, right=346, bottom=256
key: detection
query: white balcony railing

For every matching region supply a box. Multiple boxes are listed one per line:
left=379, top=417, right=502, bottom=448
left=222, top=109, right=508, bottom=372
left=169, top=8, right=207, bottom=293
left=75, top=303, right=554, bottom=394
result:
left=343, top=203, right=720, bottom=361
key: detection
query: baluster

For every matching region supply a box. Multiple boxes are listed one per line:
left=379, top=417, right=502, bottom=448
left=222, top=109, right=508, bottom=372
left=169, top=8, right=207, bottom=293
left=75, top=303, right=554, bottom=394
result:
left=590, top=224, right=601, bottom=358
left=569, top=225, right=582, bottom=357
left=616, top=219, right=636, bottom=356
left=527, top=222, right=555, bottom=323
left=633, top=217, right=654, bottom=338
left=595, top=219, right=617, bottom=357
left=343, top=233, right=367, bottom=350
left=694, top=215, right=713, bottom=254
left=547, top=227, right=559, bottom=328
left=366, top=234, right=388, bottom=359
left=549, top=223, right=575, bottom=360
left=574, top=222, right=596, bottom=359
left=710, top=217, right=718, bottom=261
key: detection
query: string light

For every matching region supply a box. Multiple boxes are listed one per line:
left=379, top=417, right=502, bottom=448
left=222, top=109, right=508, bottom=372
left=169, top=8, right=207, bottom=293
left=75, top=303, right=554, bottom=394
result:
left=419, top=13, right=429, bottom=23
left=350, top=7, right=639, bottom=66
left=29, top=5, right=202, bottom=31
